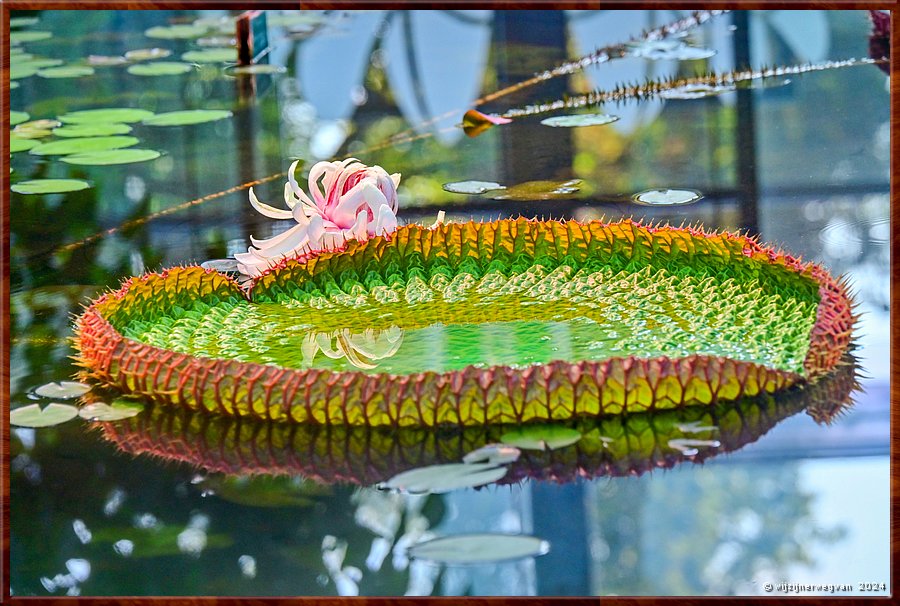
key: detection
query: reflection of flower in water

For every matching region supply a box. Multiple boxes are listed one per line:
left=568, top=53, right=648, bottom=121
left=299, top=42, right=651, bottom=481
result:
left=235, top=158, right=401, bottom=277
left=302, top=326, right=404, bottom=370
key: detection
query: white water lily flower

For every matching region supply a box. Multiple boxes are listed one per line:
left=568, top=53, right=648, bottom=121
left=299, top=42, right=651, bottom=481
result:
left=235, top=158, right=401, bottom=277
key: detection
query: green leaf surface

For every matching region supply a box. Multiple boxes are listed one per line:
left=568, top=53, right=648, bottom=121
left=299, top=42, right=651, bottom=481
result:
left=37, top=66, right=96, bottom=79
left=10, top=136, right=38, bottom=153
left=79, top=399, right=145, bottom=421
left=52, top=123, right=133, bottom=138
left=59, top=108, right=155, bottom=124
left=11, top=403, right=79, bottom=428
left=378, top=463, right=508, bottom=494
left=60, top=148, right=161, bottom=165
left=33, top=380, right=92, bottom=399
left=11, top=30, right=52, bottom=44
left=126, top=61, right=194, bottom=76
left=10, top=110, right=30, bottom=126
left=11, top=178, right=91, bottom=195
left=124, top=48, right=172, bottom=61
left=500, top=425, right=583, bottom=451
left=142, top=109, right=232, bottom=126
left=29, top=135, right=139, bottom=156
left=144, top=24, right=209, bottom=39
left=181, top=48, right=236, bottom=63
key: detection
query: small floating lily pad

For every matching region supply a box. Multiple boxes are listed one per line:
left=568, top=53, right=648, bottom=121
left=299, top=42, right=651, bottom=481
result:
left=124, top=47, right=172, bottom=61
left=37, top=65, right=95, bottom=79
left=10, top=136, right=38, bottom=153
left=442, top=180, right=506, bottom=195
left=145, top=24, right=210, bottom=39
left=11, top=30, right=53, bottom=44
left=33, top=380, right=91, bottom=399
left=10, top=110, right=30, bottom=126
left=10, top=65, right=37, bottom=80
left=18, top=57, right=64, bottom=69
left=378, top=463, right=508, bottom=494
left=53, top=123, right=132, bottom=137
left=59, top=108, right=155, bottom=124
left=227, top=63, right=287, bottom=75
left=500, top=425, right=582, bottom=451
left=30, top=135, right=139, bottom=156
left=408, top=534, right=550, bottom=565
left=540, top=113, right=619, bottom=128
left=78, top=399, right=145, bottom=422
left=11, top=178, right=91, bottom=195
left=126, top=61, right=194, bottom=76
left=181, top=48, right=236, bottom=63
left=11, top=403, right=79, bottom=428
left=10, top=16, right=40, bottom=28
left=632, top=188, right=703, bottom=206
left=61, top=148, right=161, bottom=165
left=462, top=444, right=521, bottom=466
left=490, top=179, right=582, bottom=201
left=142, top=109, right=232, bottom=126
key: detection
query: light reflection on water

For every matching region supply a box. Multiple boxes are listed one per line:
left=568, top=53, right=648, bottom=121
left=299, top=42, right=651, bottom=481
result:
left=8, top=8, right=889, bottom=598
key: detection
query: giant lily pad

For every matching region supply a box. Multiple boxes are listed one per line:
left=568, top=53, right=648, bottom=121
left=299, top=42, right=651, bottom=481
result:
left=29, top=135, right=139, bottom=156
left=74, top=219, right=855, bottom=427
left=141, top=109, right=232, bottom=126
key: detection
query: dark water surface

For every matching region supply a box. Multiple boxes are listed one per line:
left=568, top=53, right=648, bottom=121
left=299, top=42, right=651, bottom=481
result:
left=8, top=9, right=889, bottom=597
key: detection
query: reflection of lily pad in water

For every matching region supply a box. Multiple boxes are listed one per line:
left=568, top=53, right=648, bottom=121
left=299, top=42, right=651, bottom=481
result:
left=10, top=111, right=30, bottom=126
left=37, top=65, right=96, bottom=79
left=78, top=400, right=145, bottom=421
left=53, top=123, right=133, bottom=138
left=378, top=463, right=508, bottom=494
left=540, top=113, right=619, bottom=128
left=29, top=135, right=139, bottom=156
left=10, top=136, right=38, bottom=153
left=11, top=178, right=91, bottom=195
left=142, top=109, right=232, bottom=126
left=442, top=180, right=506, bottom=195
left=59, top=108, right=155, bottom=124
left=144, top=24, right=210, bottom=39
left=60, top=148, right=162, bottom=165
left=75, top=220, right=855, bottom=426
left=11, top=403, right=79, bottom=428
left=489, top=179, right=582, bottom=200
left=181, top=48, right=236, bottom=63
left=409, top=534, right=550, bottom=564
left=126, top=62, right=195, bottom=76
left=628, top=39, right=716, bottom=60
left=500, top=425, right=582, bottom=451
left=34, top=380, right=92, bottom=399
left=87, top=54, right=129, bottom=66
left=201, top=475, right=331, bottom=508
left=11, top=30, right=53, bottom=44
left=124, top=47, right=172, bottom=61
left=632, top=188, right=703, bottom=206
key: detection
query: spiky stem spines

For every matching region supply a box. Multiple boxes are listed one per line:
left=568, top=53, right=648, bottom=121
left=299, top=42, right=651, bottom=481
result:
left=74, top=218, right=855, bottom=427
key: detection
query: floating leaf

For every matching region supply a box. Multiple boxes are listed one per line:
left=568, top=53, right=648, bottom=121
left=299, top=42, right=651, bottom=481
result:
left=53, top=123, right=132, bottom=138
left=11, top=30, right=52, bottom=44
left=37, top=65, right=95, bottom=79
left=181, top=48, right=236, bottom=64
left=10, top=403, right=79, bottom=428
left=33, top=380, right=92, bottom=399
left=59, top=108, right=155, bottom=124
left=79, top=399, right=145, bottom=422
left=10, top=136, right=38, bottom=153
left=87, top=55, right=129, bottom=67
left=540, top=113, right=620, bottom=128
left=124, top=47, right=172, bottom=61
left=18, top=57, right=64, bottom=69
left=10, top=111, right=30, bottom=126
left=126, top=62, right=194, bottom=76
left=462, top=444, right=521, bottom=465
left=442, top=180, right=506, bottom=195
left=142, top=109, right=232, bottom=126
left=30, top=135, right=139, bottom=156
left=462, top=109, right=512, bottom=137
left=490, top=179, right=582, bottom=201
left=378, top=463, right=508, bottom=494
left=10, top=64, right=37, bottom=80
left=10, top=16, right=40, bottom=28
left=500, top=425, right=582, bottom=451
left=144, top=24, right=210, bottom=40
left=61, top=148, right=161, bottom=165
left=12, top=178, right=91, bottom=195
left=631, top=188, right=703, bottom=206
left=408, top=534, right=550, bottom=565
left=227, top=63, right=287, bottom=76
left=14, top=119, right=61, bottom=139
